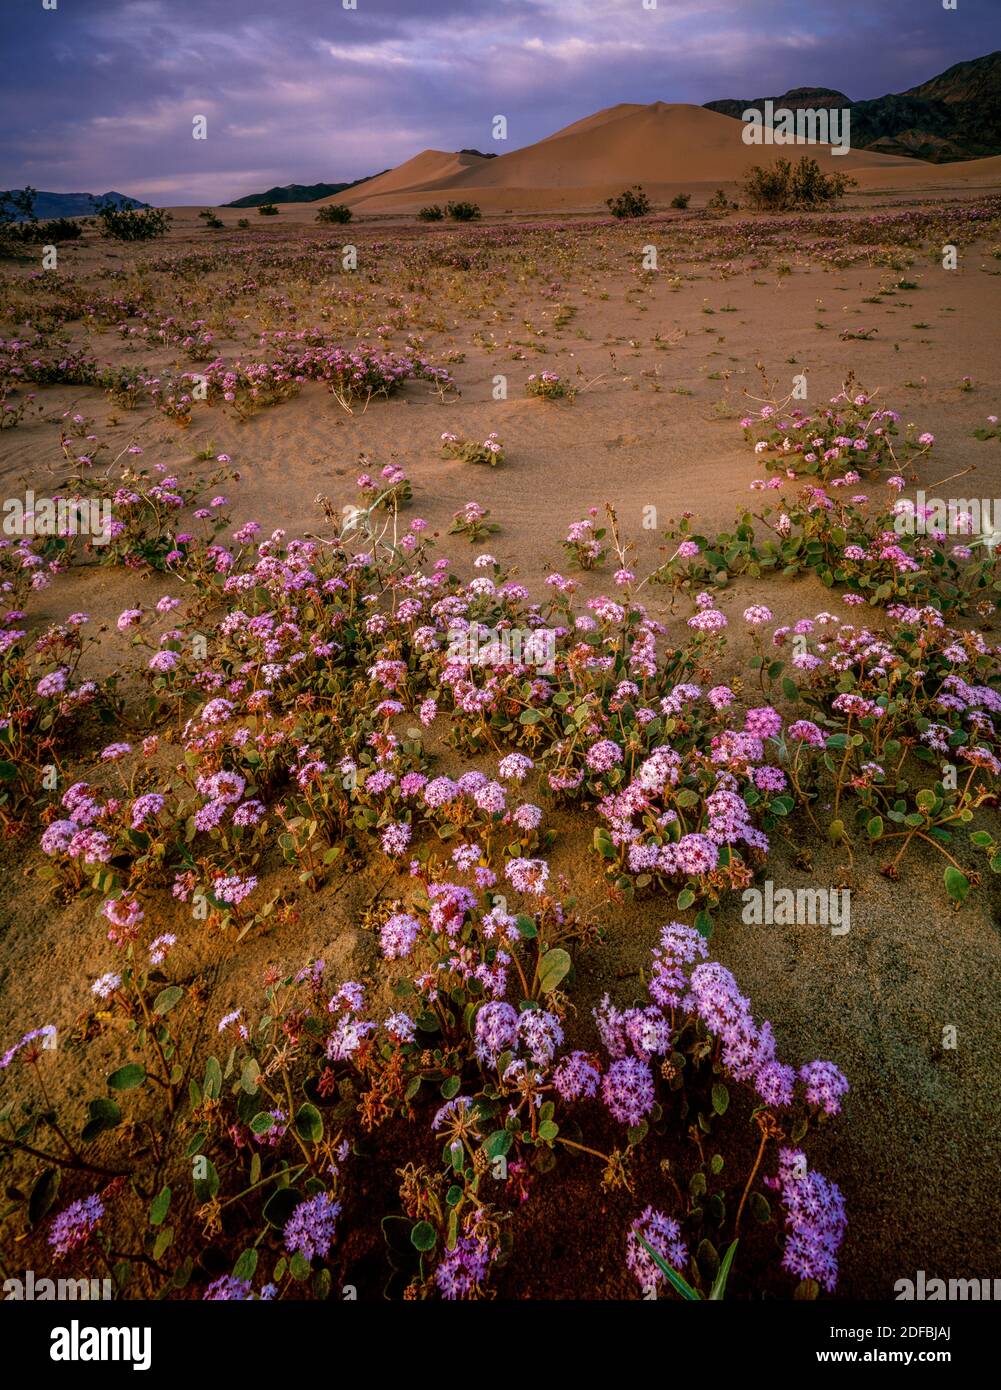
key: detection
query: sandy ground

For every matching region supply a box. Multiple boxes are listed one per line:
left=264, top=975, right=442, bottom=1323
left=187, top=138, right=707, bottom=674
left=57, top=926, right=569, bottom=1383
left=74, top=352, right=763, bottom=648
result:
left=1, top=190, right=1000, bottom=1297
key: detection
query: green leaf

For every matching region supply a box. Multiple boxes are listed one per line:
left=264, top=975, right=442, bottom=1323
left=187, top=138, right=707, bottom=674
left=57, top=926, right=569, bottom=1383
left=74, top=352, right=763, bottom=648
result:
left=694, top=911, right=714, bottom=940
left=262, top=1186, right=303, bottom=1228
left=203, top=1055, right=222, bottom=1099
left=153, top=985, right=184, bottom=1016
left=294, top=1103, right=323, bottom=1144
left=749, top=1192, right=772, bottom=1224
left=28, top=1168, right=60, bottom=1228
left=149, top=1186, right=171, bottom=1227
left=485, top=1129, right=513, bottom=1159
left=709, top=1239, right=739, bottom=1300
left=152, top=1226, right=173, bottom=1261
left=192, top=1158, right=220, bottom=1203
left=538, top=947, right=571, bottom=993
left=81, top=1097, right=121, bottom=1141
left=440, top=1074, right=461, bottom=1100
left=696, top=1238, right=720, bottom=1284
left=944, top=866, right=970, bottom=904
left=233, top=1249, right=258, bottom=1281
left=410, top=1220, right=437, bottom=1252
left=592, top=827, right=615, bottom=860
left=107, top=1063, right=146, bottom=1091
left=711, top=1083, right=729, bottom=1116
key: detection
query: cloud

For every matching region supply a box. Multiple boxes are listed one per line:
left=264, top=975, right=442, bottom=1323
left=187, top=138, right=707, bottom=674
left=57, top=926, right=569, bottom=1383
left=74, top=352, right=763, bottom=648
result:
left=0, top=0, right=996, bottom=202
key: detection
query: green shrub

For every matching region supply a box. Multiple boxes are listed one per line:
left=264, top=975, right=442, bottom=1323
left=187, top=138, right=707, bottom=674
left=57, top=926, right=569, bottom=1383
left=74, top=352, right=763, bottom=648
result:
left=258, top=202, right=279, bottom=216
left=95, top=204, right=172, bottom=241
left=4, top=217, right=83, bottom=243
left=237, top=218, right=250, bottom=229
left=742, top=157, right=856, bottom=212
left=446, top=201, right=481, bottom=222
left=418, top=205, right=444, bottom=222
left=198, top=210, right=224, bottom=230
left=606, top=186, right=651, bottom=219
left=316, top=204, right=352, bottom=224
left=670, top=193, right=691, bottom=210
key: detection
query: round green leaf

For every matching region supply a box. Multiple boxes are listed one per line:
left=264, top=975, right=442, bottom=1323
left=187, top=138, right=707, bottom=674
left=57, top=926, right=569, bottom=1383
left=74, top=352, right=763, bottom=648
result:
left=410, top=1220, right=437, bottom=1252
left=108, top=1063, right=146, bottom=1091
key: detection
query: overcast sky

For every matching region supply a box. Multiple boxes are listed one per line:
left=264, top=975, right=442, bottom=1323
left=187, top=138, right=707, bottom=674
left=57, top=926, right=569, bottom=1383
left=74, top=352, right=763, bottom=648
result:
left=2, top=0, right=998, bottom=204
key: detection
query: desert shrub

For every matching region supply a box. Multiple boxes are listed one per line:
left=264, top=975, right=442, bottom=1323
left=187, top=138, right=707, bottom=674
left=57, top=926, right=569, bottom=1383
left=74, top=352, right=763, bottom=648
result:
left=606, top=186, right=651, bottom=219
left=96, top=204, right=172, bottom=241
left=237, top=217, right=250, bottom=229
left=742, top=158, right=856, bottom=212
left=670, top=193, right=691, bottom=210
left=4, top=217, right=83, bottom=244
left=316, top=204, right=352, bottom=224
left=418, top=205, right=444, bottom=221
left=708, top=189, right=733, bottom=211
left=446, top=201, right=481, bottom=222
left=198, top=210, right=224, bottom=230
left=258, top=202, right=279, bottom=216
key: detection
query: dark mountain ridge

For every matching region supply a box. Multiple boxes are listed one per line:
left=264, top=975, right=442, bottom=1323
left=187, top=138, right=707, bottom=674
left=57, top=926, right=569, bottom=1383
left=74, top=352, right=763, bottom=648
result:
left=704, top=51, right=1001, bottom=161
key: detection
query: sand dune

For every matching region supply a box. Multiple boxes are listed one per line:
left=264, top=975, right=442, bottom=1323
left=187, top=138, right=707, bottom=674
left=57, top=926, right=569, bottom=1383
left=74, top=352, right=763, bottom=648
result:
left=331, top=102, right=974, bottom=214
left=317, top=149, right=489, bottom=206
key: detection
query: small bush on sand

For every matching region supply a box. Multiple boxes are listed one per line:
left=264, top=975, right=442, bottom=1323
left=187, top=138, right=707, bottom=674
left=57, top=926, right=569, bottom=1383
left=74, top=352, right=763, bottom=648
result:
left=316, top=204, right=352, bottom=224
left=670, top=193, right=691, bottom=210
left=258, top=202, right=279, bottom=216
left=4, top=217, right=82, bottom=244
left=447, top=201, right=481, bottom=222
left=95, top=204, right=172, bottom=241
left=418, top=205, right=445, bottom=222
left=607, top=186, right=651, bottom=219
left=742, top=157, right=856, bottom=212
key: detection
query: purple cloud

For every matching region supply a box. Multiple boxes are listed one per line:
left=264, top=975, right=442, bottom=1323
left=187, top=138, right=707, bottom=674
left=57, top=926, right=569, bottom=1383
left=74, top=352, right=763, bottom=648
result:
left=1, top=0, right=996, bottom=203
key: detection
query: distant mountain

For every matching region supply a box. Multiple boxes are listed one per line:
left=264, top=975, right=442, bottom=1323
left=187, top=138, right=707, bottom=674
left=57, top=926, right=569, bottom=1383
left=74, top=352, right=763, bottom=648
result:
left=225, top=173, right=387, bottom=208
left=1, top=189, right=148, bottom=220
left=705, top=50, right=1001, bottom=161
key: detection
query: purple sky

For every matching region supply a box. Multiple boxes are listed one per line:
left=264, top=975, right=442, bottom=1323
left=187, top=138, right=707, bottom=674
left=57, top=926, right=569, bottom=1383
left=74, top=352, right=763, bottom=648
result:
left=3, top=0, right=998, bottom=204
